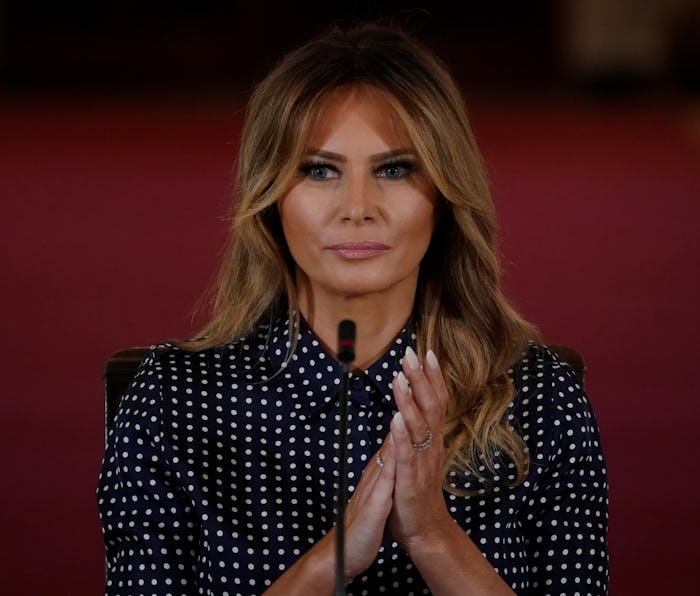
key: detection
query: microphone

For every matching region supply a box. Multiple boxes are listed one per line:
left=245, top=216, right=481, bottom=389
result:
left=335, top=319, right=356, bottom=596
left=337, top=320, right=356, bottom=364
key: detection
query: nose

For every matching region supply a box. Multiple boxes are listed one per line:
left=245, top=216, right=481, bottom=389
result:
left=340, top=174, right=379, bottom=223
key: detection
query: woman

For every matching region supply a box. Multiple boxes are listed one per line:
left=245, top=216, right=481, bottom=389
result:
left=98, top=22, right=609, bottom=595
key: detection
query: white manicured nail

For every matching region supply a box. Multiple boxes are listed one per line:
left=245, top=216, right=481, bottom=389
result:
left=404, top=346, right=420, bottom=370
left=426, top=349, right=438, bottom=369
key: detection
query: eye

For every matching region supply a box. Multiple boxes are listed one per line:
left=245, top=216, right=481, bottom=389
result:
left=375, top=160, right=415, bottom=180
left=299, top=161, right=340, bottom=181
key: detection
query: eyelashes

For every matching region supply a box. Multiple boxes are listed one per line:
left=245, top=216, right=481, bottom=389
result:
left=375, top=159, right=416, bottom=180
left=298, top=161, right=339, bottom=180
left=298, top=158, right=417, bottom=181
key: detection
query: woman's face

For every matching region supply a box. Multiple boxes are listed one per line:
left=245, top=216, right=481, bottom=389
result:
left=278, top=84, right=439, bottom=307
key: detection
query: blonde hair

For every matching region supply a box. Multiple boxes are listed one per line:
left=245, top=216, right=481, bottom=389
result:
left=185, top=22, right=539, bottom=491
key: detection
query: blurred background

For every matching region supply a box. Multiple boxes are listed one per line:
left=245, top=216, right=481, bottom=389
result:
left=1, top=1, right=698, bottom=594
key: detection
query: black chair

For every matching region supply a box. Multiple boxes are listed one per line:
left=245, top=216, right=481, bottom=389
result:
left=103, top=344, right=586, bottom=438
left=102, top=346, right=157, bottom=443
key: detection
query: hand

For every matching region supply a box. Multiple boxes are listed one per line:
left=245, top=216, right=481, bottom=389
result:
left=262, top=441, right=396, bottom=594
left=384, top=346, right=451, bottom=552
left=338, top=431, right=397, bottom=580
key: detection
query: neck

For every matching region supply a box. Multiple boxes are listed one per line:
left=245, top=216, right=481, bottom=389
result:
left=298, top=291, right=415, bottom=371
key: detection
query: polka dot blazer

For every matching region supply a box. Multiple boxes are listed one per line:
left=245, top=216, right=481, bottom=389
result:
left=98, top=317, right=609, bottom=595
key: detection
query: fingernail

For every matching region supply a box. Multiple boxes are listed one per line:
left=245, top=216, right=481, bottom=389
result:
left=392, top=411, right=405, bottom=431
left=404, top=346, right=420, bottom=370
left=426, top=349, right=438, bottom=369
left=397, top=371, right=409, bottom=393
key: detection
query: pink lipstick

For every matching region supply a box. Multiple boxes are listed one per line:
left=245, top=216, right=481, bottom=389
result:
left=328, top=241, right=389, bottom=259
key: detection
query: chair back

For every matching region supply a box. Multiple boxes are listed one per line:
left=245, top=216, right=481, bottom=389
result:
left=103, top=347, right=150, bottom=443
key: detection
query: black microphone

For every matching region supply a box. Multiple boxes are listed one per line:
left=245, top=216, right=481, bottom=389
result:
left=335, top=319, right=356, bottom=596
left=337, top=320, right=356, bottom=364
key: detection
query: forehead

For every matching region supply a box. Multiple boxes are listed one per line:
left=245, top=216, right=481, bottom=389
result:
left=307, top=83, right=411, bottom=148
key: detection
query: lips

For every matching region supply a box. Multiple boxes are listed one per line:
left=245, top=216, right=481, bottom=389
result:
left=328, top=241, right=389, bottom=259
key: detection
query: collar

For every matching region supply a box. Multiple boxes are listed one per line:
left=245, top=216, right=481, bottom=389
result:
left=266, top=315, right=416, bottom=420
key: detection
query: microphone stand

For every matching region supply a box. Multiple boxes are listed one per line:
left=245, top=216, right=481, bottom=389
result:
left=335, top=320, right=356, bottom=596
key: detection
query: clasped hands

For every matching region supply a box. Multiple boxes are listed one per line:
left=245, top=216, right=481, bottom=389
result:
left=341, top=345, right=451, bottom=580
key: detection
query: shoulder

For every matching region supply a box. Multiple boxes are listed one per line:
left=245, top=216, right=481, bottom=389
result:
left=113, top=327, right=271, bottom=423
left=508, top=342, right=588, bottom=413
left=137, top=324, right=274, bottom=380
left=509, top=342, right=581, bottom=390
left=507, top=342, right=603, bottom=463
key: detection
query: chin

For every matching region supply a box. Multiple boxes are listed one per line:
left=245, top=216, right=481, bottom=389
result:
left=329, top=274, right=413, bottom=299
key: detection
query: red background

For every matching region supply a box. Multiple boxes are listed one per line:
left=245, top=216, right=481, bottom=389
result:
left=1, top=3, right=700, bottom=594
left=2, top=89, right=698, bottom=596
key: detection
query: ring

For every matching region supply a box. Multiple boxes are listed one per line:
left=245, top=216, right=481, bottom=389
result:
left=376, top=453, right=384, bottom=467
left=412, top=429, right=433, bottom=452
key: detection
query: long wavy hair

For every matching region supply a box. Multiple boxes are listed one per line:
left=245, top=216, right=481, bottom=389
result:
left=184, top=22, right=539, bottom=491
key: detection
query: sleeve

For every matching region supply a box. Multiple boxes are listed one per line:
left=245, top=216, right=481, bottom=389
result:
left=97, top=347, right=200, bottom=595
left=520, top=351, right=609, bottom=595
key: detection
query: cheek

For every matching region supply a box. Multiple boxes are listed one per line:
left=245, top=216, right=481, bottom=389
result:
left=279, top=186, right=328, bottom=230
left=279, top=194, right=306, bottom=239
left=403, top=197, right=438, bottom=238
left=278, top=195, right=321, bottom=266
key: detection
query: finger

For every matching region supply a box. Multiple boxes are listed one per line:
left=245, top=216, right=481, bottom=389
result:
left=377, top=437, right=396, bottom=479
left=348, top=444, right=395, bottom=515
left=341, top=443, right=396, bottom=579
left=389, top=411, right=418, bottom=467
left=364, top=449, right=395, bottom=499
left=392, top=372, right=430, bottom=445
left=423, top=349, right=450, bottom=413
left=358, top=438, right=390, bottom=487
left=373, top=438, right=390, bottom=471
left=401, top=346, right=443, bottom=427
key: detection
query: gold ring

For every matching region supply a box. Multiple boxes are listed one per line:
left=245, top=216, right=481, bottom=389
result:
left=376, top=453, right=384, bottom=467
left=412, top=429, right=433, bottom=452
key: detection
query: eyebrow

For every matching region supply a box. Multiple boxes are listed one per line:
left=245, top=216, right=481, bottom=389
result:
left=304, top=148, right=418, bottom=163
